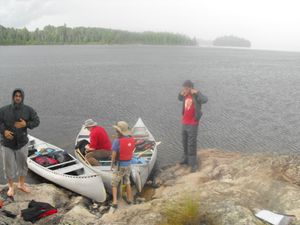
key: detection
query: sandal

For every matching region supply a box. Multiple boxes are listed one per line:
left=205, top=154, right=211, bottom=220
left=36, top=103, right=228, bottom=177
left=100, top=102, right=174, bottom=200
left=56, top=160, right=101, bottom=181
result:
left=122, top=196, right=133, bottom=205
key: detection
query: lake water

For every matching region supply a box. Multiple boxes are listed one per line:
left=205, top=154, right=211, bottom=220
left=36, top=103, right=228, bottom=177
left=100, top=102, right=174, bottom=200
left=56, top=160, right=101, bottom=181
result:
left=0, top=45, right=300, bottom=184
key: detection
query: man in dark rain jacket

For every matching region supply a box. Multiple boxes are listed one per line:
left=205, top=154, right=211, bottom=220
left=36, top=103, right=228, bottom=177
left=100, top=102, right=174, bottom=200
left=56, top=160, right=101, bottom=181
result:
left=0, top=88, right=40, bottom=196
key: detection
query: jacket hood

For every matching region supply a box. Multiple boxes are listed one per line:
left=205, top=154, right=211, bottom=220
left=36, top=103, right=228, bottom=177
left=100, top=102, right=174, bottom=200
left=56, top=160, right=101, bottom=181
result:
left=12, top=88, right=25, bottom=105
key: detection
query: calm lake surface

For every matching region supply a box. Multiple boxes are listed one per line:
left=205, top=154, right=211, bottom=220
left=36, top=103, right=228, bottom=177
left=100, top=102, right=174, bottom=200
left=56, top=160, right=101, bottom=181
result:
left=0, top=45, right=300, bottom=184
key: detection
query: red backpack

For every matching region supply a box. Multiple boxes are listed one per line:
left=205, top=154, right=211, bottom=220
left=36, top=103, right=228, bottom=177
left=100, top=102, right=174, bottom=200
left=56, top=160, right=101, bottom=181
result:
left=34, top=156, right=58, bottom=167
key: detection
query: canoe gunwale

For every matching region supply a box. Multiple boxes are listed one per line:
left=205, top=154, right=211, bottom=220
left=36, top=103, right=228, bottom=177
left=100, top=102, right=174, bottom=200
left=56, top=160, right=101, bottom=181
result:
left=28, top=159, right=102, bottom=179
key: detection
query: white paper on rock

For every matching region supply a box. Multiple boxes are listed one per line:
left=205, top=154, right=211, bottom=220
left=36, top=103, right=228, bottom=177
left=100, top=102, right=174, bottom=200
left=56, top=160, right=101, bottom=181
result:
left=255, top=210, right=294, bottom=225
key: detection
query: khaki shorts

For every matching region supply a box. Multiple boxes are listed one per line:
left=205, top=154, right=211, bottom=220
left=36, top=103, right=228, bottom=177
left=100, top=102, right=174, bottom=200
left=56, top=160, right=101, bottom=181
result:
left=111, top=166, right=131, bottom=187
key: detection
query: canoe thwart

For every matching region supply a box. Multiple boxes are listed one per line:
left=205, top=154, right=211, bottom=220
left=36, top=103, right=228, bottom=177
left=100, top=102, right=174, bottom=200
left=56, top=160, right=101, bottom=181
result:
left=54, top=163, right=84, bottom=174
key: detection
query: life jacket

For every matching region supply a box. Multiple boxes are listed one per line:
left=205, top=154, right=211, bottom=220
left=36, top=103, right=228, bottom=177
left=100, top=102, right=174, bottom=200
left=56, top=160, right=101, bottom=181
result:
left=21, top=200, right=57, bottom=223
left=119, top=137, right=135, bottom=161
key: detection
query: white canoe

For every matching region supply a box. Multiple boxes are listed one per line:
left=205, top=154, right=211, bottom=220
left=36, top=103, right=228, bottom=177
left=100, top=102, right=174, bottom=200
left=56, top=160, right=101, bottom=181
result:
left=27, top=135, right=106, bottom=202
left=75, top=118, right=159, bottom=193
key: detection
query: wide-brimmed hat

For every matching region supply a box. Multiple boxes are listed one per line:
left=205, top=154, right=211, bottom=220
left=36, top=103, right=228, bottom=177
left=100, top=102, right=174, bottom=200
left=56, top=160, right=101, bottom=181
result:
left=113, top=121, right=132, bottom=136
left=84, top=119, right=98, bottom=128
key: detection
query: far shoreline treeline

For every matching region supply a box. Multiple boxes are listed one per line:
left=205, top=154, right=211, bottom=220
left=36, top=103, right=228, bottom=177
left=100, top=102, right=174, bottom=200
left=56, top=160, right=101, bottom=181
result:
left=0, top=24, right=197, bottom=46
left=213, top=35, right=251, bottom=48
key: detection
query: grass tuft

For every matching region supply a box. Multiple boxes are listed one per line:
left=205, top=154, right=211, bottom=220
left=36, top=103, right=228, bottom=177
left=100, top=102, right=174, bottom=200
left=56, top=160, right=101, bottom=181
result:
left=159, top=195, right=200, bottom=225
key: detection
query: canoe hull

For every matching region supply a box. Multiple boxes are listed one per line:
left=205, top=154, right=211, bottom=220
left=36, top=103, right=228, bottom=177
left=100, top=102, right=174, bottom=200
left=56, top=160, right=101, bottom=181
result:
left=75, top=118, right=158, bottom=193
left=28, top=135, right=107, bottom=202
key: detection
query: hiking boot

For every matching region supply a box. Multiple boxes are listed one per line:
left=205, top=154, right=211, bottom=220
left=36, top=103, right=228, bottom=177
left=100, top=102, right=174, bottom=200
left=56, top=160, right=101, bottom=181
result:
left=188, top=156, right=198, bottom=173
left=126, top=201, right=133, bottom=205
left=109, top=204, right=118, bottom=214
left=179, top=155, right=188, bottom=165
left=122, top=196, right=133, bottom=205
left=190, top=164, right=198, bottom=173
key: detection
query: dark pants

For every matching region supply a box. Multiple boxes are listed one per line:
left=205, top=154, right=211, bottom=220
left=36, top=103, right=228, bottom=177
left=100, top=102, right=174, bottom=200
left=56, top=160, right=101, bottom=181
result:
left=182, top=124, right=198, bottom=166
left=85, top=150, right=111, bottom=166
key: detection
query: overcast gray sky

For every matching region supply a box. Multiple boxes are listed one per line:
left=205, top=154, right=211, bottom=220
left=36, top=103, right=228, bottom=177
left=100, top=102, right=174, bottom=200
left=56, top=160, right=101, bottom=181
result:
left=1, top=0, right=300, bottom=51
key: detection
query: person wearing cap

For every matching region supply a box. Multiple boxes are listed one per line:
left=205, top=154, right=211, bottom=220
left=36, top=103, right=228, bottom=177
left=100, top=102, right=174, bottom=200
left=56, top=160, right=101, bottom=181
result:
left=110, top=121, right=135, bottom=210
left=0, top=88, right=40, bottom=197
left=83, top=119, right=112, bottom=166
left=178, top=80, right=208, bottom=172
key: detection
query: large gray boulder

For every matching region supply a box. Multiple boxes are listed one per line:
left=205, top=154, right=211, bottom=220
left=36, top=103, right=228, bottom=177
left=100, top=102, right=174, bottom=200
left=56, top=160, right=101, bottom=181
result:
left=2, top=149, right=300, bottom=225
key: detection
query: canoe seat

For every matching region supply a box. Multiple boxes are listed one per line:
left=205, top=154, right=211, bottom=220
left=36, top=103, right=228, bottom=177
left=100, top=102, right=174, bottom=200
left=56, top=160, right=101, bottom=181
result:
left=99, top=158, right=111, bottom=162
left=54, top=163, right=83, bottom=174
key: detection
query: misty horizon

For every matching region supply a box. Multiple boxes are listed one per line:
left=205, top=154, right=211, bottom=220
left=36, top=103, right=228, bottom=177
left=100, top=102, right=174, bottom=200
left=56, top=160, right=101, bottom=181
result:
left=0, top=0, right=300, bottom=52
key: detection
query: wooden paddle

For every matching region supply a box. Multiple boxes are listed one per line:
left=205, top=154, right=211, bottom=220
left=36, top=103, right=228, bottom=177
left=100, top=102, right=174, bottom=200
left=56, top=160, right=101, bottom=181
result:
left=137, top=149, right=152, bottom=158
left=75, top=148, right=92, bottom=166
left=137, top=141, right=161, bottom=158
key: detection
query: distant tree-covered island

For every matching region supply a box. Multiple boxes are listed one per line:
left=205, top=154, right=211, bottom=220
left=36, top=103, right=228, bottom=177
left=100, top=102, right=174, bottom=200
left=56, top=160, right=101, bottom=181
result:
left=0, top=24, right=197, bottom=46
left=213, top=35, right=251, bottom=48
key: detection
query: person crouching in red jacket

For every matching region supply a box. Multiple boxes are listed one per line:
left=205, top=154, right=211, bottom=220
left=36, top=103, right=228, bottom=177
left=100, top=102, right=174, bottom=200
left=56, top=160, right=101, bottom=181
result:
left=83, top=119, right=112, bottom=166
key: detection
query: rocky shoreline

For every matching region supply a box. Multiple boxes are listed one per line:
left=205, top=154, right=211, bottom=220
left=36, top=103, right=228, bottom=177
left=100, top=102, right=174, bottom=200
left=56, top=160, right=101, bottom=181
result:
left=1, top=149, right=300, bottom=225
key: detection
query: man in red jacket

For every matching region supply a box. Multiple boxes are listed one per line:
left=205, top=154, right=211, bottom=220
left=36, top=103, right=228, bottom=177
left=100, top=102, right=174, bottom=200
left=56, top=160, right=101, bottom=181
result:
left=178, top=80, right=208, bottom=172
left=83, top=119, right=112, bottom=166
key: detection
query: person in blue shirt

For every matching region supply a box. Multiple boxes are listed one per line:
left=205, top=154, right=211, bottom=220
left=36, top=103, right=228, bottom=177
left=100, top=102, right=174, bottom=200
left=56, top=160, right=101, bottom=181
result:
left=110, top=121, right=135, bottom=210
